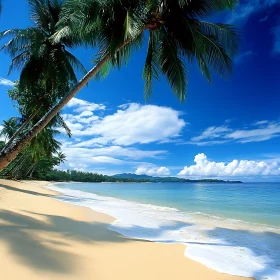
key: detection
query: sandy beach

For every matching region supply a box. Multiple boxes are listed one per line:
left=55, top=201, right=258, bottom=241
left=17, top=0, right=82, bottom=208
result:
left=0, top=179, right=252, bottom=280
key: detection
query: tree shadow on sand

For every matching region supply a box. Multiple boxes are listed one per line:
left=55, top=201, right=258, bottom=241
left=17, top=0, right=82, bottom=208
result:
left=0, top=183, right=53, bottom=198
left=1, top=182, right=279, bottom=279
left=0, top=209, right=141, bottom=274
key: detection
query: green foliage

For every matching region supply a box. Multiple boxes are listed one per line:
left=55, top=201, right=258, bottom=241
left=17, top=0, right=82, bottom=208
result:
left=40, top=170, right=242, bottom=183
left=0, top=82, right=69, bottom=180
left=0, top=149, right=66, bottom=180
left=0, top=0, right=87, bottom=96
left=0, top=118, right=21, bottom=142
left=0, top=0, right=239, bottom=174
left=113, top=173, right=242, bottom=183
left=60, top=0, right=239, bottom=102
left=42, top=169, right=150, bottom=182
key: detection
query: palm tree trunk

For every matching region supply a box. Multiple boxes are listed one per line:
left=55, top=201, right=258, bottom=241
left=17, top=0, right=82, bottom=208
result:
left=27, top=164, right=36, bottom=178
left=9, top=155, right=29, bottom=179
left=0, top=52, right=112, bottom=171
left=0, top=26, right=147, bottom=171
left=2, top=149, right=28, bottom=177
left=0, top=108, right=40, bottom=154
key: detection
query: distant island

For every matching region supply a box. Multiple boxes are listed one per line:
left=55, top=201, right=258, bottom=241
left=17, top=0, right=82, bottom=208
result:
left=38, top=170, right=242, bottom=183
left=113, top=173, right=242, bottom=183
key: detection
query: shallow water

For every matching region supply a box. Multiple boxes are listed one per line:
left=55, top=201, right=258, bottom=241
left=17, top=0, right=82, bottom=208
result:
left=48, top=182, right=280, bottom=280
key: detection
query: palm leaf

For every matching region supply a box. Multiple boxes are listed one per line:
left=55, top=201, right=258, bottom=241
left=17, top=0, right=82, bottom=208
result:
left=64, top=50, right=87, bottom=75
left=158, top=28, right=187, bottom=102
left=143, top=30, right=160, bottom=99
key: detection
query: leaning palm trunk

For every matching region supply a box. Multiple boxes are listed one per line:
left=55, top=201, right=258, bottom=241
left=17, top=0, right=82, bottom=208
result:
left=0, top=50, right=118, bottom=170
left=1, top=149, right=28, bottom=177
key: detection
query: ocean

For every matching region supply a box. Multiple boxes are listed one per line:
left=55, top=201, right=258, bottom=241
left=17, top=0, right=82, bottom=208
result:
left=48, top=182, right=280, bottom=280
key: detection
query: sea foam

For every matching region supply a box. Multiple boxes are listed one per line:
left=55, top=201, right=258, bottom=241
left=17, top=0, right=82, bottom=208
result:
left=48, top=184, right=280, bottom=280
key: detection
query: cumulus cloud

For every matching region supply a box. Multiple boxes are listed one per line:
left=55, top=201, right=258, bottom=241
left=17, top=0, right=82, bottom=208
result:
left=0, top=78, right=14, bottom=87
left=188, top=120, right=280, bottom=145
left=57, top=98, right=183, bottom=173
left=136, top=166, right=170, bottom=176
left=58, top=142, right=168, bottom=172
left=66, top=97, right=106, bottom=113
left=63, top=101, right=186, bottom=146
left=178, top=153, right=280, bottom=177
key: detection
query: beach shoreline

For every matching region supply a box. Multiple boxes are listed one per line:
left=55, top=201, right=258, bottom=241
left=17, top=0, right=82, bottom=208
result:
left=0, top=179, right=252, bottom=280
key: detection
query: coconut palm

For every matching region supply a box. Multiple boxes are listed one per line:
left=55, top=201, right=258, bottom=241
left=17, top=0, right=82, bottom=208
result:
left=0, top=0, right=84, bottom=168
left=0, top=125, right=63, bottom=180
left=1, top=81, right=72, bottom=153
left=0, top=118, right=20, bottom=144
left=0, top=0, right=87, bottom=95
left=0, top=0, right=239, bottom=170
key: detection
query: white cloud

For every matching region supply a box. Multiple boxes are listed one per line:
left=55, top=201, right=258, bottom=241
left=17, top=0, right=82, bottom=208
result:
left=229, top=0, right=278, bottom=25
left=272, top=24, right=280, bottom=55
left=63, top=101, right=186, bottom=146
left=63, top=112, right=99, bottom=125
left=57, top=98, right=183, bottom=173
left=61, top=144, right=167, bottom=161
left=185, top=140, right=230, bottom=146
left=88, top=156, right=126, bottom=165
left=227, top=121, right=280, bottom=143
left=191, top=126, right=231, bottom=142
left=252, top=120, right=269, bottom=126
left=136, top=166, right=170, bottom=176
left=188, top=120, right=280, bottom=145
left=178, top=153, right=280, bottom=177
left=235, top=51, right=253, bottom=63
left=0, top=78, right=14, bottom=87
left=59, top=142, right=168, bottom=172
left=66, top=97, right=106, bottom=113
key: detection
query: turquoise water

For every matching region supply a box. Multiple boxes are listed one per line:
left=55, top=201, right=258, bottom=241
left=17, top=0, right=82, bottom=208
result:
left=55, top=182, right=280, bottom=228
left=49, top=182, right=280, bottom=280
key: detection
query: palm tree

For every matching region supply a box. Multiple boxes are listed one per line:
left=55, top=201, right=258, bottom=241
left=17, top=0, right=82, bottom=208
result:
left=0, top=126, right=64, bottom=180
left=1, top=81, right=71, bottom=155
left=0, top=0, right=85, bottom=168
left=0, top=118, right=20, bottom=144
left=0, top=0, right=239, bottom=170
left=0, top=0, right=86, bottom=96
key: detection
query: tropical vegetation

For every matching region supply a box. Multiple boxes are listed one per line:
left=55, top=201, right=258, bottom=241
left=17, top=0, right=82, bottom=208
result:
left=42, top=169, right=150, bottom=182
left=0, top=0, right=239, bottom=173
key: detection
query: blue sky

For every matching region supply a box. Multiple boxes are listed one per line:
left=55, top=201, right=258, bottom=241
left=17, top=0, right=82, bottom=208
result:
left=0, top=0, right=280, bottom=181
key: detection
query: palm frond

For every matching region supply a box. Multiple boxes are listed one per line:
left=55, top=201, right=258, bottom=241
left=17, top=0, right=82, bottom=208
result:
left=198, top=21, right=239, bottom=55
left=182, top=0, right=238, bottom=17
left=158, top=28, right=187, bottom=102
left=56, top=114, right=72, bottom=137
left=143, top=30, right=160, bottom=99
left=94, top=58, right=112, bottom=81
left=64, top=50, right=87, bottom=75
